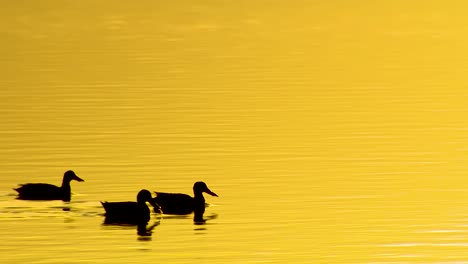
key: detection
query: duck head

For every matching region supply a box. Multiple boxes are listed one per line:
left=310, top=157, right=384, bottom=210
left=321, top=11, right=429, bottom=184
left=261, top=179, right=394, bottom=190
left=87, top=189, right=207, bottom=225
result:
left=137, top=189, right=160, bottom=209
left=193, top=181, right=218, bottom=197
left=63, top=170, right=84, bottom=183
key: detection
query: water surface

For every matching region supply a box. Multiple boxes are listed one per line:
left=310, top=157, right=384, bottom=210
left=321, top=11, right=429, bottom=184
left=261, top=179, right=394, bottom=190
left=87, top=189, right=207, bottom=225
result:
left=2, top=1, right=468, bottom=263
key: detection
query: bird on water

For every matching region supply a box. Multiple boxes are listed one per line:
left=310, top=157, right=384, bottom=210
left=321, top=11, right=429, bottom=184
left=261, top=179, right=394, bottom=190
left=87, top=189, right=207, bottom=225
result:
left=14, top=170, right=84, bottom=202
left=153, top=181, right=218, bottom=218
left=101, top=189, right=161, bottom=225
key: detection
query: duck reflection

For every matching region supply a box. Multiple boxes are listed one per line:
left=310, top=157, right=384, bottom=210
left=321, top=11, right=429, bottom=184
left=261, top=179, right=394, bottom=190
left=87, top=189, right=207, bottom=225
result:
left=137, top=221, right=160, bottom=238
left=194, top=212, right=218, bottom=225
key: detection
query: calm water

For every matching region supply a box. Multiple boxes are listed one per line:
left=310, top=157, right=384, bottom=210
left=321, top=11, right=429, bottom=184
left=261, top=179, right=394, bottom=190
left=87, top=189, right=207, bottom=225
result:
left=2, top=1, right=468, bottom=263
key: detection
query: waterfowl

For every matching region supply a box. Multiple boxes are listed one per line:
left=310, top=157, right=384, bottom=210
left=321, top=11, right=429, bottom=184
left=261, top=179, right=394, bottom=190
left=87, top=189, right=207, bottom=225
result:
left=101, top=189, right=161, bottom=225
left=153, top=181, right=218, bottom=215
left=14, top=170, right=84, bottom=201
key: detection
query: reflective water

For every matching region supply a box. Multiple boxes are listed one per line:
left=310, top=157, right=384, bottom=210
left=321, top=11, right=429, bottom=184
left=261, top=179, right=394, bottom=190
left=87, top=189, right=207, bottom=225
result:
left=2, top=1, right=468, bottom=263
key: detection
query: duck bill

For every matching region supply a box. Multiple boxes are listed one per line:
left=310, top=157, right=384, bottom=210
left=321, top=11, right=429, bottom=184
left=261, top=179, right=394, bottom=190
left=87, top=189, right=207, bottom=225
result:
left=150, top=199, right=162, bottom=212
left=205, top=189, right=218, bottom=197
left=73, top=175, right=84, bottom=182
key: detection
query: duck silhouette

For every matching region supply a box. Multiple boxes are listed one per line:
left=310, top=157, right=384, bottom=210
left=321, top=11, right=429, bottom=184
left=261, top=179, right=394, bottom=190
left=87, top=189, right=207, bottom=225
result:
left=14, top=170, right=84, bottom=201
left=153, top=181, right=218, bottom=215
left=101, top=189, right=161, bottom=225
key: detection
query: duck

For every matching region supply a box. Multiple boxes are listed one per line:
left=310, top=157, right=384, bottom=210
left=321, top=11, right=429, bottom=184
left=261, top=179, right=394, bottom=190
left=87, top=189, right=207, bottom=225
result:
left=153, top=181, right=218, bottom=215
left=101, top=189, right=161, bottom=225
left=14, top=170, right=84, bottom=201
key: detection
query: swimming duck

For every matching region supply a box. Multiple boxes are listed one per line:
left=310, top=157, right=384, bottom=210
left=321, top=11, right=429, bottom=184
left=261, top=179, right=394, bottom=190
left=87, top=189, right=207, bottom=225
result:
left=14, top=170, right=84, bottom=201
left=153, top=181, right=218, bottom=215
left=101, top=189, right=161, bottom=225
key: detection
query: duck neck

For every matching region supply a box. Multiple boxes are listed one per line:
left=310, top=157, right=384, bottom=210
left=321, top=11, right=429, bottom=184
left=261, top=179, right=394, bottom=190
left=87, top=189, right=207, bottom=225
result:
left=61, top=179, right=71, bottom=190
left=60, top=180, right=72, bottom=201
left=193, top=192, right=206, bottom=219
left=137, top=201, right=148, bottom=207
left=194, top=192, right=205, bottom=203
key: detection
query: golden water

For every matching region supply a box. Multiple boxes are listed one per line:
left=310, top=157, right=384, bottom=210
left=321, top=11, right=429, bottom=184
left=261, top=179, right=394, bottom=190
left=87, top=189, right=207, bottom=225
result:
left=2, top=1, right=468, bottom=263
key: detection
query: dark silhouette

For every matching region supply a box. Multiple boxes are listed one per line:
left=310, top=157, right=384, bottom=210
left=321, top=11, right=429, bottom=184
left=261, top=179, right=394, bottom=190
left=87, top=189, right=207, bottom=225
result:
left=153, top=182, right=218, bottom=222
left=14, top=170, right=84, bottom=201
left=194, top=213, right=218, bottom=226
left=101, top=189, right=161, bottom=225
left=137, top=220, right=160, bottom=238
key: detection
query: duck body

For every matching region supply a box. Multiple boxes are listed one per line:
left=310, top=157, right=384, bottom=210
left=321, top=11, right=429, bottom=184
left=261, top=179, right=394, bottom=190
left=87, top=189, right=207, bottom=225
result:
left=101, top=189, right=160, bottom=225
left=14, top=170, right=84, bottom=202
left=152, top=192, right=196, bottom=215
left=153, top=181, right=218, bottom=215
left=102, top=201, right=151, bottom=225
left=15, top=183, right=66, bottom=200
